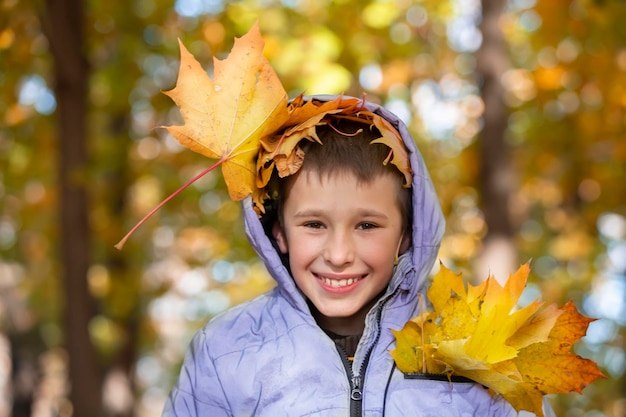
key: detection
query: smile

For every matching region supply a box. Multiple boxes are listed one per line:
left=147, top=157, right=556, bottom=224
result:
left=318, top=275, right=363, bottom=288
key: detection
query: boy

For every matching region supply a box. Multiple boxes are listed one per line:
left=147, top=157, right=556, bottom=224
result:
left=163, top=96, right=549, bottom=416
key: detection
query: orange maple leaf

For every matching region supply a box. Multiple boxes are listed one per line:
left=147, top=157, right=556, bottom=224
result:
left=369, top=113, right=412, bottom=187
left=163, top=21, right=288, bottom=203
left=115, top=22, right=288, bottom=249
left=390, top=263, right=606, bottom=417
left=256, top=95, right=413, bottom=191
left=256, top=95, right=362, bottom=186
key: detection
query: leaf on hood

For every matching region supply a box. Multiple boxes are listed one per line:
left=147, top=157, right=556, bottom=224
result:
left=256, top=95, right=413, bottom=190
left=256, top=95, right=362, bottom=185
left=390, top=262, right=606, bottom=417
left=369, top=114, right=412, bottom=187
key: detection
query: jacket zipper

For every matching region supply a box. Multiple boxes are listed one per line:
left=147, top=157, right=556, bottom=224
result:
left=348, top=332, right=375, bottom=417
left=335, top=345, right=362, bottom=417
left=344, top=289, right=399, bottom=417
left=349, top=363, right=363, bottom=417
left=350, top=360, right=365, bottom=417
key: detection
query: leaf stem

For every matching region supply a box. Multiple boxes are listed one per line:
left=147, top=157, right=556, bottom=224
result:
left=114, top=159, right=224, bottom=250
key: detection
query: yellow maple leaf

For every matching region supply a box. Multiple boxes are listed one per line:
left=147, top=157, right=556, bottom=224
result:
left=390, top=262, right=605, bottom=417
left=115, top=22, right=288, bottom=249
left=390, top=321, right=424, bottom=373
left=163, top=21, right=288, bottom=203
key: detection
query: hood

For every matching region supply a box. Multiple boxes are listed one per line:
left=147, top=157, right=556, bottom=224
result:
left=242, top=95, right=446, bottom=313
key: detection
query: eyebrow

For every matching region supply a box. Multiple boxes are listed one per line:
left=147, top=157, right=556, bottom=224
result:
left=292, top=208, right=389, bottom=220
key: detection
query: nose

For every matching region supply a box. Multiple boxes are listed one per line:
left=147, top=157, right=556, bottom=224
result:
left=323, top=230, right=355, bottom=266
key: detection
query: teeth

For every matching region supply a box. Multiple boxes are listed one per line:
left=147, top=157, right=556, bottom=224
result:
left=320, top=276, right=360, bottom=287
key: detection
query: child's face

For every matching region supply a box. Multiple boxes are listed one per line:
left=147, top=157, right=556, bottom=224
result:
left=273, top=170, right=409, bottom=334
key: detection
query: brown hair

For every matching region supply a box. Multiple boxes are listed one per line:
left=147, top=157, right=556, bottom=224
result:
left=275, top=118, right=412, bottom=228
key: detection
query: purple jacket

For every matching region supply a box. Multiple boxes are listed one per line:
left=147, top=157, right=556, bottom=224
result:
left=163, top=97, right=553, bottom=416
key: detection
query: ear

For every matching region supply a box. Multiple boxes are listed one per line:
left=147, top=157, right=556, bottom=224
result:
left=398, top=229, right=411, bottom=254
left=272, top=222, right=289, bottom=254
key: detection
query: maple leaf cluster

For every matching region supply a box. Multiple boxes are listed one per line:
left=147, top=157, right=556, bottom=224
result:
left=390, top=263, right=606, bottom=417
left=256, top=94, right=413, bottom=200
left=163, top=22, right=411, bottom=214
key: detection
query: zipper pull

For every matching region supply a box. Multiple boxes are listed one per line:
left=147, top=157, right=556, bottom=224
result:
left=350, top=375, right=362, bottom=401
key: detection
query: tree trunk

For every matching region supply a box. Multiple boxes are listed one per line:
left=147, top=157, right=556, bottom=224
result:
left=0, top=333, right=11, bottom=417
left=41, top=0, right=104, bottom=414
left=475, top=0, right=516, bottom=282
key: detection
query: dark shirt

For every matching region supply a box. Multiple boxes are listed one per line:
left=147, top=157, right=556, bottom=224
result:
left=324, top=330, right=362, bottom=360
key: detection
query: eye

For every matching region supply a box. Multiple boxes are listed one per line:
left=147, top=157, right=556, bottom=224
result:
left=303, top=221, right=324, bottom=229
left=357, top=222, right=378, bottom=230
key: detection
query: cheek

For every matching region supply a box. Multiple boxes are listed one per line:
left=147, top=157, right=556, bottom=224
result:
left=359, top=241, right=394, bottom=265
left=286, top=236, right=326, bottom=268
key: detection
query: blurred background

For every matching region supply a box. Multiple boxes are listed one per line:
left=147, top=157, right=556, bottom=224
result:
left=1, top=0, right=625, bottom=416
